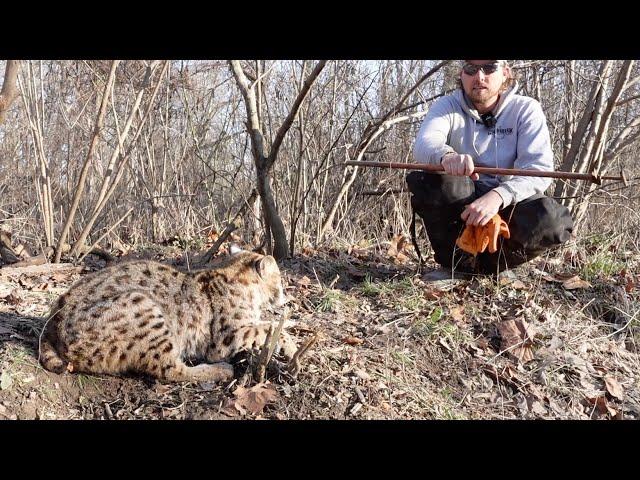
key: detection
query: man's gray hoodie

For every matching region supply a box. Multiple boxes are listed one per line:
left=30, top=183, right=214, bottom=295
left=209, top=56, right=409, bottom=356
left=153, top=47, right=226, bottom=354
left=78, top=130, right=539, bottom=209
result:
left=412, top=82, right=554, bottom=207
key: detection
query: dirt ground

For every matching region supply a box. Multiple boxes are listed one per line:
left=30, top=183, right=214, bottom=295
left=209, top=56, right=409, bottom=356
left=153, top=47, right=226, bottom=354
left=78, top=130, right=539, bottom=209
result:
left=1, top=237, right=639, bottom=420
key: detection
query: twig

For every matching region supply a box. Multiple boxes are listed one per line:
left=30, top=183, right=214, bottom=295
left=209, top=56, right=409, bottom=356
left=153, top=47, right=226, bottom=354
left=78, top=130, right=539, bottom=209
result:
left=255, top=306, right=290, bottom=383
left=287, top=333, right=319, bottom=377
left=360, top=189, right=403, bottom=196
left=199, top=189, right=258, bottom=265
left=76, top=207, right=133, bottom=264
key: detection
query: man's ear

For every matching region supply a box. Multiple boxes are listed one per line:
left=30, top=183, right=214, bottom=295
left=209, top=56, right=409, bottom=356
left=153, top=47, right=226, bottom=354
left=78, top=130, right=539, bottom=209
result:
left=503, top=65, right=512, bottom=81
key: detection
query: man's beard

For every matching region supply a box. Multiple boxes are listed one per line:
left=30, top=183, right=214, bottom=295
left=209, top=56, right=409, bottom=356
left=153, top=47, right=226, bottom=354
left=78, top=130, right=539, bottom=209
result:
left=468, top=86, right=498, bottom=103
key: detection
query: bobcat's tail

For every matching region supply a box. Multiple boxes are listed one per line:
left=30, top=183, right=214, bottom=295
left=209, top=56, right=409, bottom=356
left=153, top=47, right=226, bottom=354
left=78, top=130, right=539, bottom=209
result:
left=38, top=316, right=66, bottom=374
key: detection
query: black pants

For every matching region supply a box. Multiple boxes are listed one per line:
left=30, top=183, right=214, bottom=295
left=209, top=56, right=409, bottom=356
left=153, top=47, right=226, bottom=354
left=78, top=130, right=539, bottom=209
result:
left=406, top=171, right=574, bottom=274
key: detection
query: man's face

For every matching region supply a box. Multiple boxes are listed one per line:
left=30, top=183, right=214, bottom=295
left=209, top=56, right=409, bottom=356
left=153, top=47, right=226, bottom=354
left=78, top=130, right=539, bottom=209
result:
left=460, top=60, right=509, bottom=105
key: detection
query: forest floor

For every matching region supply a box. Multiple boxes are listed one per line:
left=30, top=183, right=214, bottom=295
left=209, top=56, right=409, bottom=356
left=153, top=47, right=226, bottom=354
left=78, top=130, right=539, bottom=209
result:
left=1, top=234, right=639, bottom=420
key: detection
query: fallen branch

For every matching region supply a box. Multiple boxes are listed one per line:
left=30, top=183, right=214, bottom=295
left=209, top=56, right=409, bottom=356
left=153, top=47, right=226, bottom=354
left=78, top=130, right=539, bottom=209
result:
left=0, top=262, right=82, bottom=277
left=5, top=254, right=48, bottom=268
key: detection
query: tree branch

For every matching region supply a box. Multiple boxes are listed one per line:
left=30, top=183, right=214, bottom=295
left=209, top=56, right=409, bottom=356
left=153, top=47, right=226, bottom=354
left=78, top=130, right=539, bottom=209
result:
left=266, top=60, right=327, bottom=170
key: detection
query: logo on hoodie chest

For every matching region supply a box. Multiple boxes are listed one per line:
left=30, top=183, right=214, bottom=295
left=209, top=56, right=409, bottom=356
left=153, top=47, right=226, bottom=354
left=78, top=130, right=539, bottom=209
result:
left=488, top=127, right=513, bottom=139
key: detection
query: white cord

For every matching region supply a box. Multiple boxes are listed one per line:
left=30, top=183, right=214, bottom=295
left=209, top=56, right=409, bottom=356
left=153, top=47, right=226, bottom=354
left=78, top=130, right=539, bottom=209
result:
left=495, top=125, right=499, bottom=169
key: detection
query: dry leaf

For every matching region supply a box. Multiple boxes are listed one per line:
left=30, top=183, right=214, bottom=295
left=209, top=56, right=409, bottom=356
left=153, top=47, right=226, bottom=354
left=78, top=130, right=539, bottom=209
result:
left=424, top=288, right=445, bottom=301
left=499, top=276, right=526, bottom=289
left=542, top=272, right=576, bottom=283
left=294, top=275, right=313, bottom=289
left=604, top=376, right=624, bottom=400
left=543, top=272, right=592, bottom=289
left=516, top=346, right=535, bottom=363
left=586, top=395, right=617, bottom=417
left=562, top=276, right=591, bottom=290
left=498, top=319, right=536, bottom=363
left=386, top=235, right=403, bottom=257
left=527, top=396, right=548, bottom=415
left=498, top=319, right=535, bottom=349
left=155, top=384, right=173, bottom=395
left=343, top=336, right=364, bottom=346
left=503, top=364, right=520, bottom=381
left=449, top=306, right=465, bottom=325
left=66, top=362, right=74, bottom=373
left=624, top=276, right=636, bottom=293
left=50, top=273, right=71, bottom=284
left=387, top=235, right=410, bottom=263
left=232, top=383, right=279, bottom=416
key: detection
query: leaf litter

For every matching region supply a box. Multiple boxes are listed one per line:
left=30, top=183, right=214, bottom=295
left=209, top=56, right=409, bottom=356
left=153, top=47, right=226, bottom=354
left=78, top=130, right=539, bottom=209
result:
left=0, top=238, right=639, bottom=419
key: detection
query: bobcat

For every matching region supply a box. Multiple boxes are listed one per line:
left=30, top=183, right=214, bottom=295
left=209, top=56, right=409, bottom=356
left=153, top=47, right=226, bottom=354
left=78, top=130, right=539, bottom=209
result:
left=39, top=247, right=297, bottom=382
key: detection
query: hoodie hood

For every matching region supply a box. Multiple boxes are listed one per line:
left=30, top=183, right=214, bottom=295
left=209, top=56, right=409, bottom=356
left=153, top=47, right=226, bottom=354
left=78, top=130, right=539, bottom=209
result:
left=453, top=81, right=520, bottom=121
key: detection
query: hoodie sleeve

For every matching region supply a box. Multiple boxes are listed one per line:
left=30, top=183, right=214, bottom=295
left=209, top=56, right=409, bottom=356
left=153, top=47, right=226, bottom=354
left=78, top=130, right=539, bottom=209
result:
left=492, top=100, right=554, bottom=207
left=413, top=97, right=457, bottom=165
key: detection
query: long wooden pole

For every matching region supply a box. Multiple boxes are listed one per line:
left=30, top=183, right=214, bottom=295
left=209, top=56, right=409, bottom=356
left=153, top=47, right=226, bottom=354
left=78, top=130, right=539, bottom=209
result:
left=344, top=161, right=628, bottom=185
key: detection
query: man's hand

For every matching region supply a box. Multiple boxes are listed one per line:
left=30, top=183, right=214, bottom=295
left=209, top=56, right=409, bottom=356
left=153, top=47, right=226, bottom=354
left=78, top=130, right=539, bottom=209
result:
left=441, top=153, right=480, bottom=180
left=461, top=190, right=504, bottom=226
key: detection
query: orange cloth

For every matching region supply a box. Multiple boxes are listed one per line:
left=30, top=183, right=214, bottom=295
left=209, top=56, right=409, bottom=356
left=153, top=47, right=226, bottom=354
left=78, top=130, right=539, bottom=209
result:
left=456, top=214, right=511, bottom=255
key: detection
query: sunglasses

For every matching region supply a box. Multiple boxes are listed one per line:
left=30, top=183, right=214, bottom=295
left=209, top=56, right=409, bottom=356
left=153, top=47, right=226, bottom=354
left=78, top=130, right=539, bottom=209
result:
left=462, top=62, right=501, bottom=76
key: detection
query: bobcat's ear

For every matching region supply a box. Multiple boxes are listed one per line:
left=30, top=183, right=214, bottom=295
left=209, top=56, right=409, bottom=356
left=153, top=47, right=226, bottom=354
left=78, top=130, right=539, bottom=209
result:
left=255, top=255, right=277, bottom=279
left=229, top=244, right=243, bottom=255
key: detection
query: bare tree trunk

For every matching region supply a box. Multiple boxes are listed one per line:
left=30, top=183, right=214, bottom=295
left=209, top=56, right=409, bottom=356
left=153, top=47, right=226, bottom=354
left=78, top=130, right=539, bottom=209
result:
left=0, top=60, right=20, bottom=124
left=229, top=60, right=327, bottom=260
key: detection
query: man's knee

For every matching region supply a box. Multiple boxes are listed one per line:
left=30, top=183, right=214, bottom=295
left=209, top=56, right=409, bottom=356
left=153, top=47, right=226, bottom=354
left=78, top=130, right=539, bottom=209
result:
left=506, top=196, right=573, bottom=249
left=406, top=171, right=475, bottom=209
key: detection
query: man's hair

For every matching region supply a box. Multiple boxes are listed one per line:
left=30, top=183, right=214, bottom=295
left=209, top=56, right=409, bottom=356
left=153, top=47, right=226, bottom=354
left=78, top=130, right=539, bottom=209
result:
left=456, top=60, right=517, bottom=92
